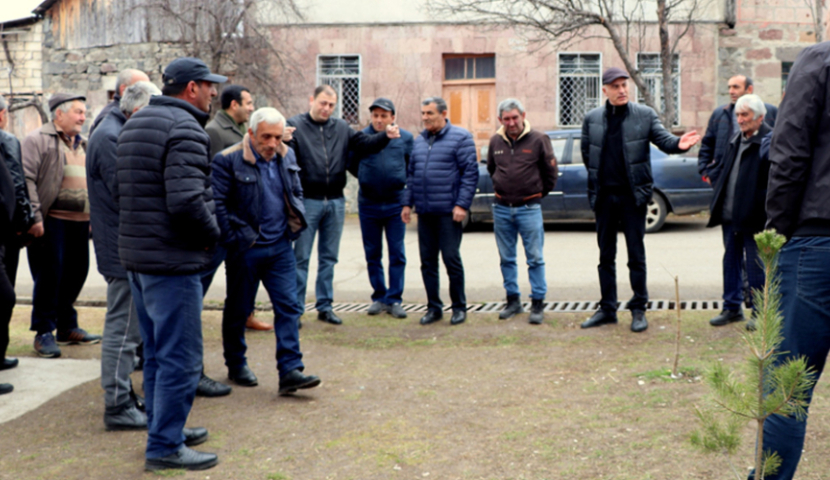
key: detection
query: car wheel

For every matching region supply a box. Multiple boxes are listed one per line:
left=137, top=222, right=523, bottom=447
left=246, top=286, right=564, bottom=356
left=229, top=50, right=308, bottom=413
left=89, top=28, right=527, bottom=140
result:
left=645, top=194, right=668, bottom=233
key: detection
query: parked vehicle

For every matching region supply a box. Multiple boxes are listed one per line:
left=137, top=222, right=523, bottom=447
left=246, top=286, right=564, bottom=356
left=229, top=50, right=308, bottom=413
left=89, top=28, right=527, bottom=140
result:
left=469, top=129, right=713, bottom=233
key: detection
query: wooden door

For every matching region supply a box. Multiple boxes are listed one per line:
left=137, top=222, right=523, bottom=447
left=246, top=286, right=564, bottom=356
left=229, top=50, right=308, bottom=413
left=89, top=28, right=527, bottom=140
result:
left=443, top=83, right=496, bottom=161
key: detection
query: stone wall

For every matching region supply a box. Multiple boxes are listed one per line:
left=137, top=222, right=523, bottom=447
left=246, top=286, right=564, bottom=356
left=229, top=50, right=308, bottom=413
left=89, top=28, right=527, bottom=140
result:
left=0, top=22, right=43, bottom=95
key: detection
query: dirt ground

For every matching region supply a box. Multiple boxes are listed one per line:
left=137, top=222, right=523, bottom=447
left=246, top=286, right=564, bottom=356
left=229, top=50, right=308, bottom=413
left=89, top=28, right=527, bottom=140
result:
left=1, top=306, right=828, bottom=480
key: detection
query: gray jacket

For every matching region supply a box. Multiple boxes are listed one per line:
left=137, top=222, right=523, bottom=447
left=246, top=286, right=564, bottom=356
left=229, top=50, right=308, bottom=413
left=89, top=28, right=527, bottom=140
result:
left=581, top=101, right=685, bottom=209
left=205, top=110, right=244, bottom=161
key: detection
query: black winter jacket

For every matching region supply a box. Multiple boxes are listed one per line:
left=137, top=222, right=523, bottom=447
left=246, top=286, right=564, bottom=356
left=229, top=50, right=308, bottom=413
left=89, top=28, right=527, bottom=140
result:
left=286, top=113, right=389, bottom=200
left=767, top=42, right=830, bottom=238
left=707, top=122, right=772, bottom=233
left=87, top=108, right=128, bottom=279
left=115, top=96, right=220, bottom=275
left=0, top=129, right=34, bottom=236
left=89, top=96, right=120, bottom=139
left=581, top=101, right=686, bottom=210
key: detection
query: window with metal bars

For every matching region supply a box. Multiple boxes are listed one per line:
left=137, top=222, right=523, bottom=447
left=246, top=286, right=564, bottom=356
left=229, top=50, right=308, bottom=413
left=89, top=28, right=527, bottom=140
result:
left=558, top=53, right=602, bottom=127
left=317, top=55, right=361, bottom=125
left=636, top=53, right=681, bottom=126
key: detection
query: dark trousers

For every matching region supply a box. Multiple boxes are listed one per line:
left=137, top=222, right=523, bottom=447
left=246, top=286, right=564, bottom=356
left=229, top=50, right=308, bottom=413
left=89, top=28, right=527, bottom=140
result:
left=417, top=213, right=466, bottom=313
left=27, top=216, right=89, bottom=335
left=128, top=271, right=203, bottom=459
left=753, top=237, right=830, bottom=480
left=595, top=191, right=648, bottom=312
left=358, top=197, right=406, bottom=304
left=223, top=236, right=303, bottom=378
left=721, top=222, right=765, bottom=311
left=0, top=240, right=18, bottom=360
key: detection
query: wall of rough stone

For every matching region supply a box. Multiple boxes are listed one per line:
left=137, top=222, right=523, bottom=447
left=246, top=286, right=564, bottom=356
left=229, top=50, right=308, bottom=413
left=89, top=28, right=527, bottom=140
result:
left=0, top=22, right=43, bottom=95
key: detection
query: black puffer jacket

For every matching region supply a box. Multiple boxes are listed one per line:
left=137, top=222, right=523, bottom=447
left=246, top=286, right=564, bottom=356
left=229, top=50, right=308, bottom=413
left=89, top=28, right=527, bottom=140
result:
left=0, top=130, right=34, bottom=235
left=116, top=96, right=220, bottom=275
left=581, top=101, right=686, bottom=209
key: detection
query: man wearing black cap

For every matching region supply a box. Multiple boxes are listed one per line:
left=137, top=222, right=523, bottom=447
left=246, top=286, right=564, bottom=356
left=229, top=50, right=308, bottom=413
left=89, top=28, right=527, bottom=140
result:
left=22, top=93, right=101, bottom=358
left=349, top=98, right=414, bottom=318
left=116, top=57, right=225, bottom=472
left=580, top=67, right=700, bottom=333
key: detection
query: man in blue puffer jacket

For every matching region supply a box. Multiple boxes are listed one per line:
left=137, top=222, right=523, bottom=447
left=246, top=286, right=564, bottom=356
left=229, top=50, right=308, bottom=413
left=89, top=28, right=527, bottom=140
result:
left=350, top=98, right=414, bottom=319
left=401, top=97, right=479, bottom=326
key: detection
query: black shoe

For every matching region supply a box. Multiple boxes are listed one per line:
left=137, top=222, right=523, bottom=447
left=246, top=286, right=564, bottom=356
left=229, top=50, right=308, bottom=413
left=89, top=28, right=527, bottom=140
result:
left=419, top=310, right=443, bottom=325
left=367, top=301, right=386, bottom=315
left=450, top=310, right=467, bottom=325
left=0, top=383, right=12, bottom=395
left=228, top=365, right=258, bottom=387
left=104, top=404, right=147, bottom=431
left=317, top=310, right=343, bottom=325
left=528, top=299, right=545, bottom=325
left=145, top=446, right=218, bottom=471
left=709, top=309, right=744, bottom=326
left=0, top=357, right=18, bottom=371
left=499, top=296, right=524, bottom=320
left=631, top=310, right=648, bottom=333
left=195, top=373, right=232, bottom=397
left=183, top=427, right=209, bottom=447
left=278, top=369, right=321, bottom=396
left=387, top=303, right=408, bottom=319
left=581, top=310, right=618, bottom=329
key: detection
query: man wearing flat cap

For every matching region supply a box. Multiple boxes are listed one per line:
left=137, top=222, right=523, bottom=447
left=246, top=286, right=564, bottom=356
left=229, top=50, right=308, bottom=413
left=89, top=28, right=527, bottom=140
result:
left=22, top=92, right=101, bottom=358
left=349, top=98, right=414, bottom=318
left=116, top=57, right=225, bottom=472
left=580, top=67, right=700, bottom=333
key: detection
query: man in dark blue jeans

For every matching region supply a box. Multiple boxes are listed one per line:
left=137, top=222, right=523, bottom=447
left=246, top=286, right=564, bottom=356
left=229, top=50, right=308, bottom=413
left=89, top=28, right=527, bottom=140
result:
left=755, top=41, right=830, bottom=480
left=351, top=98, right=413, bottom=319
left=212, top=107, right=320, bottom=395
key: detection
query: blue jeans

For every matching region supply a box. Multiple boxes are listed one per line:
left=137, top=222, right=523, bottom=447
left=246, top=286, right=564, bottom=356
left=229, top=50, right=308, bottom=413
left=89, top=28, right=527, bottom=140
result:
left=752, top=237, right=830, bottom=480
left=28, top=216, right=90, bottom=334
left=358, top=197, right=406, bottom=304
left=128, top=271, right=203, bottom=459
left=493, top=203, right=546, bottom=300
left=224, top=237, right=303, bottom=378
left=293, top=197, right=345, bottom=312
left=721, top=223, right=765, bottom=311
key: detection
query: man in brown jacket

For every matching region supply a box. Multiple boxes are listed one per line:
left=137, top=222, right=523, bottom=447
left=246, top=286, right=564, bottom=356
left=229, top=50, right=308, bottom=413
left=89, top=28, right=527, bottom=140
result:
left=487, top=98, right=557, bottom=324
left=23, top=93, right=100, bottom=358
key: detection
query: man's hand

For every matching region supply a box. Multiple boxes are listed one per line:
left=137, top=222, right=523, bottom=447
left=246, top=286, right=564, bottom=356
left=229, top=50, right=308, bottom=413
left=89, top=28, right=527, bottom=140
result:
left=702, top=175, right=711, bottom=185
left=28, top=221, right=44, bottom=238
left=282, top=126, right=296, bottom=144
left=452, top=206, right=467, bottom=223
left=386, top=124, right=401, bottom=139
left=401, top=206, right=411, bottom=224
left=679, top=130, right=701, bottom=151
left=276, top=141, right=289, bottom=158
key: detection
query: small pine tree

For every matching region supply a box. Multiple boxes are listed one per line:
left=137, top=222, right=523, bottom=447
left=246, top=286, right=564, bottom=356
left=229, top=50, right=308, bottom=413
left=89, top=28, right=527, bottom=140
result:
left=691, top=230, right=815, bottom=479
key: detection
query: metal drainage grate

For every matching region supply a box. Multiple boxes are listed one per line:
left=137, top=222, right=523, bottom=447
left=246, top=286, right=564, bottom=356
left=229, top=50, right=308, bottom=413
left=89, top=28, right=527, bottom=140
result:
left=309, top=300, right=722, bottom=313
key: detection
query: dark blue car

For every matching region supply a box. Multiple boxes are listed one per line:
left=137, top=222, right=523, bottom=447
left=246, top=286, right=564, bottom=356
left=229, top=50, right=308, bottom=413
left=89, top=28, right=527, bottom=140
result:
left=469, top=129, right=713, bottom=233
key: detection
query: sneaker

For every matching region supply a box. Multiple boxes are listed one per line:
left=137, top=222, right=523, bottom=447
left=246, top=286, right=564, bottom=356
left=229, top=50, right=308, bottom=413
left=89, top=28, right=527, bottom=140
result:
left=56, top=328, right=102, bottom=345
left=34, top=332, right=62, bottom=358
left=145, top=446, right=218, bottom=472
left=387, top=303, right=408, bottom=319
left=367, top=301, right=386, bottom=316
left=104, top=403, right=147, bottom=431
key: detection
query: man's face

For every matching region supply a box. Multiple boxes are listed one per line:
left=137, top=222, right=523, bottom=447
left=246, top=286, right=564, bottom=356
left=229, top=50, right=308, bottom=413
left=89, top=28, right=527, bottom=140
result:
left=602, top=78, right=629, bottom=106
left=0, top=109, right=7, bottom=130
left=193, top=81, right=218, bottom=113
left=736, top=108, right=764, bottom=136
left=55, top=100, right=87, bottom=136
left=371, top=108, right=395, bottom=132
left=249, top=121, right=284, bottom=160
left=728, top=76, right=752, bottom=104
left=309, top=91, right=337, bottom=122
left=499, top=108, right=526, bottom=138
left=421, top=102, right=447, bottom=134
left=231, top=90, right=254, bottom=123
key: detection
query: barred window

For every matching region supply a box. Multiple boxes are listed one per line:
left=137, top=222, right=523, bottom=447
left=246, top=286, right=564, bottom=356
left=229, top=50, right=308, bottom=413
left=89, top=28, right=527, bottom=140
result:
left=444, top=55, right=496, bottom=81
left=317, top=55, right=361, bottom=125
left=558, top=53, right=601, bottom=127
left=636, top=53, right=680, bottom=126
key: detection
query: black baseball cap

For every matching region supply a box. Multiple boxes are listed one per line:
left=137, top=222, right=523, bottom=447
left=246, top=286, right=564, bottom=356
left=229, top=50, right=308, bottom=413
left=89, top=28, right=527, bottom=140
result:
left=48, top=93, right=86, bottom=111
left=369, top=97, right=395, bottom=114
left=163, top=57, right=228, bottom=86
left=602, top=67, right=630, bottom=85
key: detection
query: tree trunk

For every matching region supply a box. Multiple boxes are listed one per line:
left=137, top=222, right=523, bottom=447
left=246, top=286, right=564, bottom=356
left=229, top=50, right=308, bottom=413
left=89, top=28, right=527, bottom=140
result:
left=657, top=0, right=676, bottom=128
left=817, top=0, right=825, bottom=43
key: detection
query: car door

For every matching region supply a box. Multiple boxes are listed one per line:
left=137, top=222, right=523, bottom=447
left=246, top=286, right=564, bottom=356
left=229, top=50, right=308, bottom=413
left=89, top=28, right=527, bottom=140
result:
left=541, top=135, right=569, bottom=219
left=559, top=134, right=593, bottom=219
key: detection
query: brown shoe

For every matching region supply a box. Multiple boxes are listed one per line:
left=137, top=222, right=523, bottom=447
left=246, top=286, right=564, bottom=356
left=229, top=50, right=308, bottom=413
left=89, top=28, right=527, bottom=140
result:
left=245, top=312, right=273, bottom=331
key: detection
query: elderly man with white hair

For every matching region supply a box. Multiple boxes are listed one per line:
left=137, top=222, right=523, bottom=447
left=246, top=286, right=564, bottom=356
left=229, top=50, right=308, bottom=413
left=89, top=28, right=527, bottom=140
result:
left=87, top=80, right=160, bottom=431
left=211, top=107, right=321, bottom=395
left=706, top=93, right=772, bottom=330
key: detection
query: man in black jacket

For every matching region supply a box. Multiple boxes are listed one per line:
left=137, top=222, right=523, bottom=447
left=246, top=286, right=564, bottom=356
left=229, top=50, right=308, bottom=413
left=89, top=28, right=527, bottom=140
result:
left=754, top=41, right=830, bottom=480
left=580, top=67, right=700, bottom=333
left=89, top=69, right=149, bottom=138
left=116, top=57, right=224, bottom=472
left=705, top=94, right=771, bottom=329
left=287, top=85, right=398, bottom=325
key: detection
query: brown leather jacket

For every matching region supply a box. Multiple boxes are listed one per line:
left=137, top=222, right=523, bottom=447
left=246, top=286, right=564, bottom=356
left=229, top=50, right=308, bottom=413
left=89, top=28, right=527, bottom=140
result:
left=22, top=121, right=87, bottom=223
left=486, top=121, right=558, bottom=205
